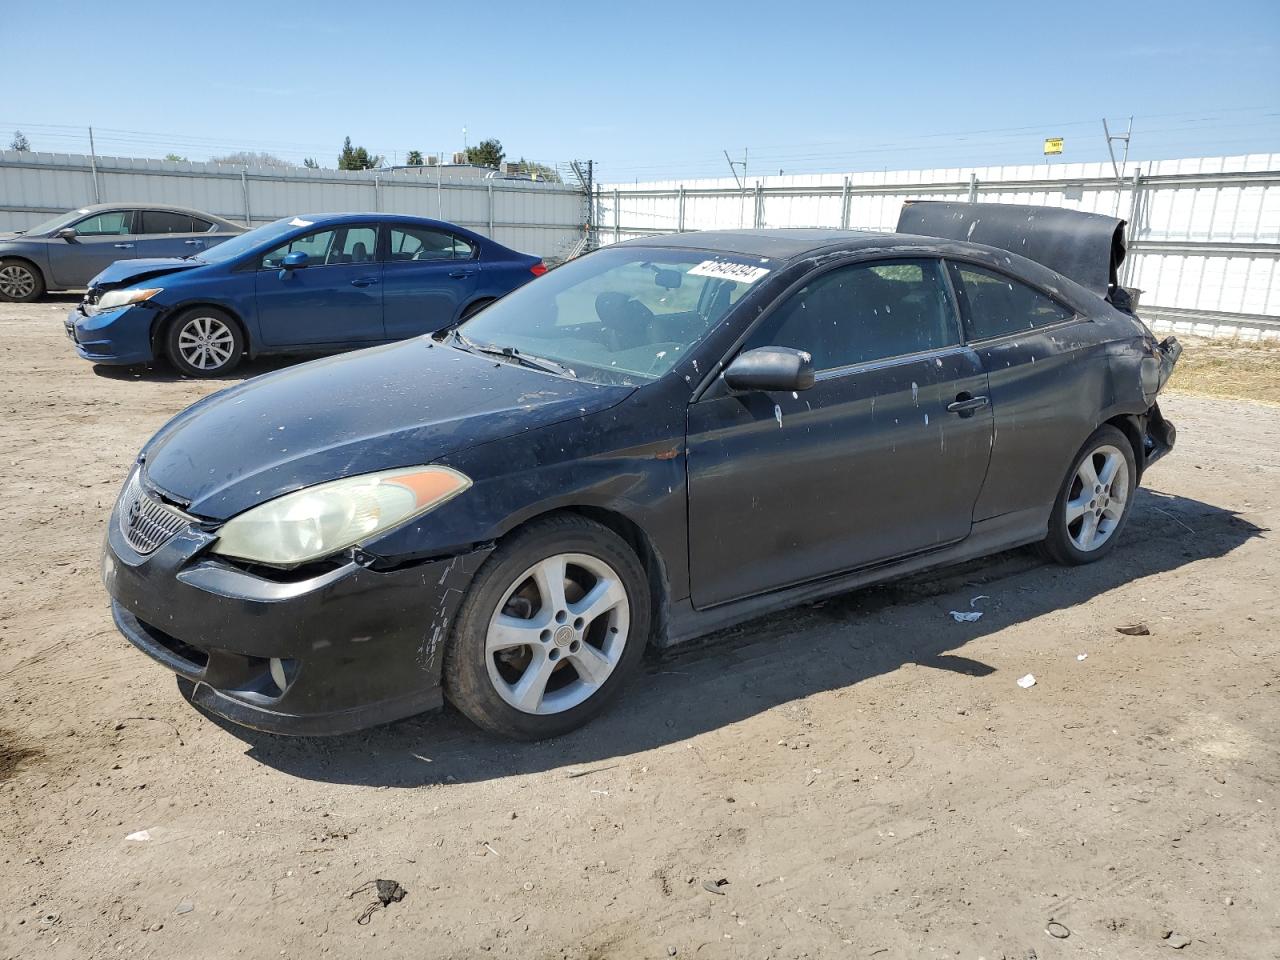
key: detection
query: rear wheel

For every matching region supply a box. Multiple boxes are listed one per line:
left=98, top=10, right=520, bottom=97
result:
left=165, top=307, right=244, bottom=377
left=1040, top=425, right=1137, bottom=565
left=443, top=515, right=650, bottom=739
left=0, top=259, right=45, bottom=302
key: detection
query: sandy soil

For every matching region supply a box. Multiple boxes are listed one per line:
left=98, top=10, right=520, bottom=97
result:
left=1, top=302, right=1276, bottom=960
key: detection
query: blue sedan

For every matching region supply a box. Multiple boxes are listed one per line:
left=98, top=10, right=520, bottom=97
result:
left=65, top=213, right=547, bottom=376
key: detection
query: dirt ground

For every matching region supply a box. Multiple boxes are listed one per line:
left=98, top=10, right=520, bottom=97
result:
left=1, top=302, right=1277, bottom=960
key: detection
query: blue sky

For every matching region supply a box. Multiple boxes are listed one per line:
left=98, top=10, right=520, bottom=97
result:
left=7, top=0, right=1279, bottom=182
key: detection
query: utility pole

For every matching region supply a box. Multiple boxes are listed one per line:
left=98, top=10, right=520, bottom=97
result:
left=723, top=149, right=743, bottom=188
left=571, top=160, right=595, bottom=252
left=1103, top=116, right=1133, bottom=181
left=87, top=125, right=101, bottom=203
left=723, top=148, right=748, bottom=228
left=1103, top=116, right=1133, bottom=217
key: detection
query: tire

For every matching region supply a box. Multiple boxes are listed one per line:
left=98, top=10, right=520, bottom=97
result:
left=0, top=259, right=46, bottom=303
left=165, top=307, right=244, bottom=377
left=444, top=514, right=651, bottom=739
left=459, top=298, right=494, bottom=322
left=1040, top=424, right=1138, bottom=566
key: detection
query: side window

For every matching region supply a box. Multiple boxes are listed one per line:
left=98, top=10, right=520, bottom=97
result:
left=388, top=225, right=471, bottom=262
left=72, top=211, right=133, bottom=236
left=139, top=210, right=196, bottom=234
left=190, top=217, right=214, bottom=232
left=338, top=226, right=378, bottom=263
left=951, top=263, right=1076, bottom=339
left=449, top=234, right=476, bottom=259
left=261, top=229, right=335, bottom=268
left=743, top=259, right=959, bottom=371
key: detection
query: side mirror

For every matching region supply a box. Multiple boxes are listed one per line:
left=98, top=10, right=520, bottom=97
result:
left=281, top=251, right=310, bottom=270
left=722, top=346, right=815, bottom=393
left=56, top=227, right=78, bottom=242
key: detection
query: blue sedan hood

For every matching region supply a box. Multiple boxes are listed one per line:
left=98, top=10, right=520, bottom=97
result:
left=91, top=257, right=202, bottom=288
left=141, top=339, right=632, bottom=519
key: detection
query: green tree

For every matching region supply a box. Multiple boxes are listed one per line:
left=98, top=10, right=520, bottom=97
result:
left=9, top=130, right=31, bottom=151
left=406, top=149, right=424, bottom=166
left=212, top=150, right=294, bottom=168
left=303, top=157, right=319, bottom=169
left=513, top=157, right=560, bottom=182
left=163, top=153, right=187, bottom=162
left=338, top=136, right=382, bottom=171
left=464, top=138, right=504, bottom=169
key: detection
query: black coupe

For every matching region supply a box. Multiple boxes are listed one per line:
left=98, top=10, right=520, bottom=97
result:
left=102, top=202, right=1181, bottom=739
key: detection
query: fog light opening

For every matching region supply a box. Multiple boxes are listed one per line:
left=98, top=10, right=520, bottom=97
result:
left=269, top=657, right=288, bottom=693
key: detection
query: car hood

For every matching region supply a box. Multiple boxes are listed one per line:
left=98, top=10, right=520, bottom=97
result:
left=141, top=339, right=633, bottom=520
left=0, top=232, right=27, bottom=242
left=90, top=257, right=204, bottom=290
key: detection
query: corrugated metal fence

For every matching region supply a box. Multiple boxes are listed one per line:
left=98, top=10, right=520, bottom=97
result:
left=0, top=151, right=588, bottom=260
left=597, top=154, right=1280, bottom=340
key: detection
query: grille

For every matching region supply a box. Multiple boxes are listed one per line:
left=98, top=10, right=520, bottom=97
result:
left=118, top=471, right=191, bottom=555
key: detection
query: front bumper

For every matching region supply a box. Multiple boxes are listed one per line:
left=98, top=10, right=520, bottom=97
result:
left=66, top=303, right=156, bottom=365
left=102, top=487, right=492, bottom=735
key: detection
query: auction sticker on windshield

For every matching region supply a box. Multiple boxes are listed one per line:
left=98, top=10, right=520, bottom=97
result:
left=688, top=260, right=771, bottom=284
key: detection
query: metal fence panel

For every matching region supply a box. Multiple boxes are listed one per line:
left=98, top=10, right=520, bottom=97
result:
left=0, top=151, right=585, bottom=260
left=598, top=154, right=1280, bottom=339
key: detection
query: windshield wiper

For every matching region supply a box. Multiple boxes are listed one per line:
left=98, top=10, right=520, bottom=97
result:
left=473, top=341, right=576, bottom=378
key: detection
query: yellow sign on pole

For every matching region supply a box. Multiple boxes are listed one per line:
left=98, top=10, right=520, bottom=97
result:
left=1044, top=137, right=1064, bottom=156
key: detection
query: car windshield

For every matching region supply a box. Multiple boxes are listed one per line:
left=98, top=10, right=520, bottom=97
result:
left=455, top=246, right=773, bottom=385
left=190, top=218, right=303, bottom=264
left=20, top=209, right=91, bottom=236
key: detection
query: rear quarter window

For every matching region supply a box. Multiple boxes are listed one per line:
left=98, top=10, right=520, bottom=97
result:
left=951, top=263, right=1075, bottom=340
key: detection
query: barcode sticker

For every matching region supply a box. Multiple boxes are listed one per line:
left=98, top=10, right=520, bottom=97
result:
left=687, top=260, right=771, bottom=284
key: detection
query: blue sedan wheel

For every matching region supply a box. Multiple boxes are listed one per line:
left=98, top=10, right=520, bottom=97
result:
left=165, top=308, right=244, bottom=377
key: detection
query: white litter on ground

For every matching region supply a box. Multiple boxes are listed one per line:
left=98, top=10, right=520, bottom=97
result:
left=125, top=830, right=151, bottom=842
left=949, top=610, right=983, bottom=623
left=1077, top=653, right=1088, bottom=661
left=1016, top=674, right=1036, bottom=689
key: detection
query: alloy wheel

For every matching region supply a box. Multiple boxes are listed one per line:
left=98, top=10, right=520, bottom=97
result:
left=1065, top=443, right=1129, bottom=552
left=0, top=264, right=36, bottom=299
left=176, top=315, right=236, bottom=371
left=485, top=552, right=630, bottom=715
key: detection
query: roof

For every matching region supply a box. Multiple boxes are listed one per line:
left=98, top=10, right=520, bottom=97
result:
left=77, top=202, right=243, bottom=231
left=624, top=228, right=900, bottom=261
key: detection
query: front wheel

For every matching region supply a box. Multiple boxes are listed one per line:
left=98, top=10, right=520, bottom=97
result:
left=443, top=515, right=650, bottom=739
left=1040, top=424, right=1137, bottom=565
left=165, top=308, right=244, bottom=377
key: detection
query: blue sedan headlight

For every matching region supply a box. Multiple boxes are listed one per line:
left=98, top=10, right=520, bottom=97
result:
left=96, top=287, right=164, bottom=311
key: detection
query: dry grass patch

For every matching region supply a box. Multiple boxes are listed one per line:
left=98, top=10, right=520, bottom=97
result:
left=1165, top=335, right=1280, bottom=404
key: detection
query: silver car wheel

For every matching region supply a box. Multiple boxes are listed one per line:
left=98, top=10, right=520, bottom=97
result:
left=0, top=263, right=37, bottom=299
left=485, top=552, right=630, bottom=715
left=1065, top=443, right=1129, bottom=552
left=176, top=315, right=236, bottom=371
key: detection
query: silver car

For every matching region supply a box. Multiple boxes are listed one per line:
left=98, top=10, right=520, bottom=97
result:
left=0, top=204, right=244, bottom=302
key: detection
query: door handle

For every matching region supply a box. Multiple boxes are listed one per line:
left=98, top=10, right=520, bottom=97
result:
left=946, top=393, right=990, bottom=417
left=350, top=277, right=380, bottom=287
left=448, top=269, right=477, bottom=278
left=184, top=239, right=204, bottom=246
left=113, top=243, right=134, bottom=249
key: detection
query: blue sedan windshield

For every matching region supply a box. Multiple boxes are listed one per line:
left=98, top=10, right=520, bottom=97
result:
left=191, top=218, right=305, bottom=265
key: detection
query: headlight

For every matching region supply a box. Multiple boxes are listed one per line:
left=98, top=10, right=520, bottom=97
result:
left=97, top=287, right=163, bottom=311
left=210, top=466, right=471, bottom=567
